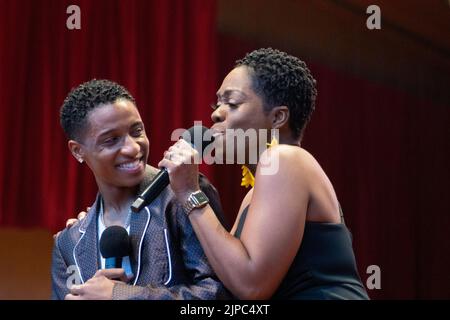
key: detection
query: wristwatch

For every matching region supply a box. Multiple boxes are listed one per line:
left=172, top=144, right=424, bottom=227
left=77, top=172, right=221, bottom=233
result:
left=182, top=190, right=209, bottom=215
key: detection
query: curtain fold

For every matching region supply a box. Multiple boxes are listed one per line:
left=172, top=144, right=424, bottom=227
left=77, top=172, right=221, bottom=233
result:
left=0, top=0, right=218, bottom=231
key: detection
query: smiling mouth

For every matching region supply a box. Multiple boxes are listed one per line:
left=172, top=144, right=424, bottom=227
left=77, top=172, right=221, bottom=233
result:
left=116, top=157, right=144, bottom=171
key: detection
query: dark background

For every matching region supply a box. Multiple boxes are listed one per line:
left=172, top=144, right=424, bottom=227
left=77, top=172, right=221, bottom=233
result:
left=0, top=0, right=448, bottom=299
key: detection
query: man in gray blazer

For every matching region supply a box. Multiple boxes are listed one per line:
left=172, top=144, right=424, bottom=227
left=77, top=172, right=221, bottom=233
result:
left=52, top=167, right=230, bottom=300
left=52, top=79, right=230, bottom=299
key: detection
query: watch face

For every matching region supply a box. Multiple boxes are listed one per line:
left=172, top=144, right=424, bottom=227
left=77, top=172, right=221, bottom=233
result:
left=194, top=191, right=209, bottom=204
left=184, top=191, right=209, bottom=215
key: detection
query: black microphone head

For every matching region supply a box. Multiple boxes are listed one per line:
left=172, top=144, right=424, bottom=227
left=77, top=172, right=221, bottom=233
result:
left=181, top=125, right=214, bottom=153
left=99, top=226, right=131, bottom=258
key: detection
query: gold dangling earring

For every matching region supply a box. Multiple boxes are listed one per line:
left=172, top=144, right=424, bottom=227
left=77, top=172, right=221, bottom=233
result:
left=266, top=129, right=279, bottom=148
left=241, top=165, right=255, bottom=188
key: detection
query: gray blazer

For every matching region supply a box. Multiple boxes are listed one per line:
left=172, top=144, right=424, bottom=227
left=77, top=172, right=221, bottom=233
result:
left=51, top=166, right=231, bottom=299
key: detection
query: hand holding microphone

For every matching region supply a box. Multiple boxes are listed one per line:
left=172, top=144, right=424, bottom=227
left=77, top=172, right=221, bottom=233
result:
left=131, top=125, right=213, bottom=212
left=66, top=226, right=132, bottom=300
left=158, top=138, right=202, bottom=204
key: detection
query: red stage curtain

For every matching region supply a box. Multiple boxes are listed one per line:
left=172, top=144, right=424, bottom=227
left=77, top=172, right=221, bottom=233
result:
left=1, top=1, right=448, bottom=300
left=0, top=0, right=218, bottom=231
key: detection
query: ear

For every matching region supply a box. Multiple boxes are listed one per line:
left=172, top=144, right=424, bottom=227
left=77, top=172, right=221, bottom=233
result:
left=270, top=106, right=290, bottom=129
left=68, top=140, right=84, bottom=163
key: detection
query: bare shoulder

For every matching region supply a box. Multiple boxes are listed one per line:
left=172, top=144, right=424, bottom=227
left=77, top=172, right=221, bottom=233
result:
left=258, top=144, right=318, bottom=176
left=261, top=144, right=315, bottom=160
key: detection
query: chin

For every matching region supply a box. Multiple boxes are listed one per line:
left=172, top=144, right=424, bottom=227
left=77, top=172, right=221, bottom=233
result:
left=120, top=170, right=146, bottom=188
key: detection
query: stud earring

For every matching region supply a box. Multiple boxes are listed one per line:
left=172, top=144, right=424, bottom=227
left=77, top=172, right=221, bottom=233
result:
left=78, top=158, right=84, bottom=164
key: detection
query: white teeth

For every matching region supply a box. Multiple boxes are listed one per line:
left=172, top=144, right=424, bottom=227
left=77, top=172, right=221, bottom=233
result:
left=118, top=159, right=140, bottom=169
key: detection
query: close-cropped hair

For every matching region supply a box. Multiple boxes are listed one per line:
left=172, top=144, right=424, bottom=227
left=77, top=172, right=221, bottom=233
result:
left=236, top=48, right=317, bottom=139
left=60, top=79, right=136, bottom=141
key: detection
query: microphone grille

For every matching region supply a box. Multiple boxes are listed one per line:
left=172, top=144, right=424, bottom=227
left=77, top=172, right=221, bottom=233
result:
left=99, top=226, right=131, bottom=258
left=182, top=125, right=214, bottom=153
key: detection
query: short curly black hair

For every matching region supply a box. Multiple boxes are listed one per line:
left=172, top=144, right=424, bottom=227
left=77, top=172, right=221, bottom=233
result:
left=236, top=48, right=317, bottom=139
left=60, top=79, right=136, bottom=141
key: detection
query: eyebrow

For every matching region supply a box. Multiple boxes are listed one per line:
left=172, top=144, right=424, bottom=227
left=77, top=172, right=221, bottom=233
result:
left=216, top=89, right=247, bottom=100
left=96, top=128, right=115, bottom=139
left=95, top=121, right=144, bottom=142
left=130, top=121, right=144, bottom=129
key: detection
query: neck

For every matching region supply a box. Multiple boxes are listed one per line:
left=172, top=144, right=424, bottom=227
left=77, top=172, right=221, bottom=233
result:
left=97, top=183, right=137, bottom=216
left=245, top=134, right=301, bottom=175
left=279, top=133, right=301, bottom=147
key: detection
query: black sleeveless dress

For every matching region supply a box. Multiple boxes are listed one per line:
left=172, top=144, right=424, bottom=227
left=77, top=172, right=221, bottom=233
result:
left=234, top=206, right=369, bottom=300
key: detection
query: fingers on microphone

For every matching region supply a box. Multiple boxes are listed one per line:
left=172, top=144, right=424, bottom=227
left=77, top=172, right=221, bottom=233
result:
left=158, top=158, right=170, bottom=169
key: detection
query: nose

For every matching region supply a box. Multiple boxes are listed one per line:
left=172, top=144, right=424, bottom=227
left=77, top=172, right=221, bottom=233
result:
left=211, top=105, right=225, bottom=123
left=121, top=135, right=140, bottom=157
